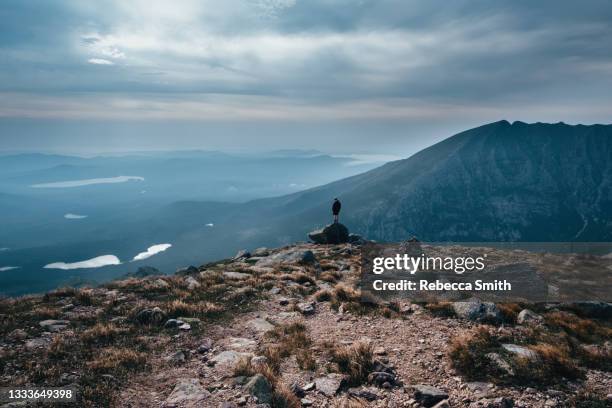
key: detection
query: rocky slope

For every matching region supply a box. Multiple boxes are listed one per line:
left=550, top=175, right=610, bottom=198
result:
left=1, top=240, right=610, bottom=407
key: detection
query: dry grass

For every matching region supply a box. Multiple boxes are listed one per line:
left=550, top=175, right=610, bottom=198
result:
left=424, top=302, right=455, bottom=318
left=333, top=396, right=367, bottom=408
left=163, top=299, right=223, bottom=318
left=280, top=272, right=315, bottom=285
left=262, top=322, right=314, bottom=375
left=314, top=289, right=332, bottom=302
left=330, top=341, right=374, bottom=386
left=514, top=343, right=581, bottom=381
left=32, top=306, right=62, bottom=319
left=80, top=323, right=124, bottom=346
left=497, top=303, right=522, bottom=324
left=232, top=358, right=300, bottom=408
left=320, top=270, right=342, bottom=283
left=233, top=356, right=256, bottom=377
left=75, top=289, right=94, bottom=306
left=296, top=349, right=316, bottom=371
left=271, top=383, right=301, bottom=408
left=44, top=287, right=77, bottom=299
left=544, top=311, right=612, bottom=343
left=87, top=347, right=147, bottom=374
left=449, top=327, right=584, bottom=384
left=449, top=327, right=500, bottom=379
left=567, top=387, right=610, bottom=408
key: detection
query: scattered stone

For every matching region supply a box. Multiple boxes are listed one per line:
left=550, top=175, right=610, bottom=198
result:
left=166, top=350, right=189, bottom=365
left=179, top=323, right=191, bottom=331
left=247, top=318, right=274, bottom=333
left=301, top=398, right=313, bottom=406
left=211, top=351, right=253, bottom=367
left=236, top=396, right=248, bottom=406
left=501, top=344, right=538, bottom=360
left=135, top=307, right=166, bottom=325
left=163, top=378, right=211, bottom=407
left=469, top=397, right=514, bottom=408
left=7, top=329, right=27, bottom=341
left=152, top=278, right=170, bottom=289
left=256, top=249, right=317, bottom=266
left=348, top=387, right=379, bottom=401
left=296, top=302, right=315, bottom=315
left=178, top=317, right=201, bottom=326
left=412, top=385, right=448, bottom=407
left=244, top=374, right=273, bottom=405
left=466, top=382, right=493, bottom=397
left=452, top=298, right=502, bottom=323
left=368, top=372, right=396, bottom=387
left=279, top=297, right=289, bottom=306
left=308, top=223, right=349, bottom=244
left=269, top=287, right=281, bottom=295
left=234, top=250, right=251, bottom=260
left=185, top=276, right=201, bottom=290
left=226, top=337, right=257, bottom=350
left=373, top=346, right=387, bottom=356
left=59, top=372, right=79, bottom=385
left=63, top=306, right=104, bottom=321
left=61, top=303, right=75, bottom=312
left=176, top=265, right=199, bottom=276
left=486, top=353, right=515, bottom=377
left=253, top=248, right=270, bottom=257
left=303, top=382, right=315, bottom=392
left=165, top=319, right=185, bottom=329
left=25, top=337, right=50, bottom=350
left=315, top=374, right=345, bottom=396
left=39, top=319, right=69, bottom=332
left=219, top=402, right=238, bottom=408
left=290, top=383, right=305, bottom=398
left=223, top=271, right=251, bottom=280
left=250, top=356, right=268, bottom=369
left=517, top=309, right=543, bottom=325
left=197, top=339, right=213, bottom=353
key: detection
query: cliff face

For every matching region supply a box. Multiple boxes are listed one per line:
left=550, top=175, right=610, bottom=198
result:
left=247, top=121, right=612, bottom=242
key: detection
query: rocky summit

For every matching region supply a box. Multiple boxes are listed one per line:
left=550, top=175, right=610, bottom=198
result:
left=308, top=222, right=350, bottom=244
left=0, top=240, right=610, bottom=407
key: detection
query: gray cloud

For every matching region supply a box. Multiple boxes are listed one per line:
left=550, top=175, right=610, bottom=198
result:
left=0, top=1, right=611, bottom=153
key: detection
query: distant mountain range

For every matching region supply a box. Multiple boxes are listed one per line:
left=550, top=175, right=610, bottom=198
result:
left=168, top=120, right=612, bottom=248
left=2, top=121, right=611, bottom=295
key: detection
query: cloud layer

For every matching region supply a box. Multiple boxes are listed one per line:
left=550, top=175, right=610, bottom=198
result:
left=0, top=1, right=611, bottom=152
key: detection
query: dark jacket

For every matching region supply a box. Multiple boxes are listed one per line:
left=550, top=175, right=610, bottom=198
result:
left=332, top=199, right=341, bottom=215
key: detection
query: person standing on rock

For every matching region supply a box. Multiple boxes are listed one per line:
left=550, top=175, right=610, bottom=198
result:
left=332, top=198, right=341, bottom=223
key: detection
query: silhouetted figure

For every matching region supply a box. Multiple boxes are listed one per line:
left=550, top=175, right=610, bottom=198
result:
left=332, top=198, right=341, bottom=223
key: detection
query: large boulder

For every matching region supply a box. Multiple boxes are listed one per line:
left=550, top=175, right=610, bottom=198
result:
left=413, top=385, right=449, bottom=407
left=256, top=249, right=316, bottom=266
left=452, top=298, right=502, bottom=323
left=315, top=374, right=346, bottom=396
left=163, top=378, right=210, bottom=407
left=244, top=374, right=273, bottom=404
left=516, top=309, right=543, bottom=325
left=135, top=307, right=166, bottom=325
left=308, top=223, right=349, bottom=244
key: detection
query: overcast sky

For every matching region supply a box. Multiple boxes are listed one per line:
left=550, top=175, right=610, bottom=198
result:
left=1, top=0, right=611, bottom=156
